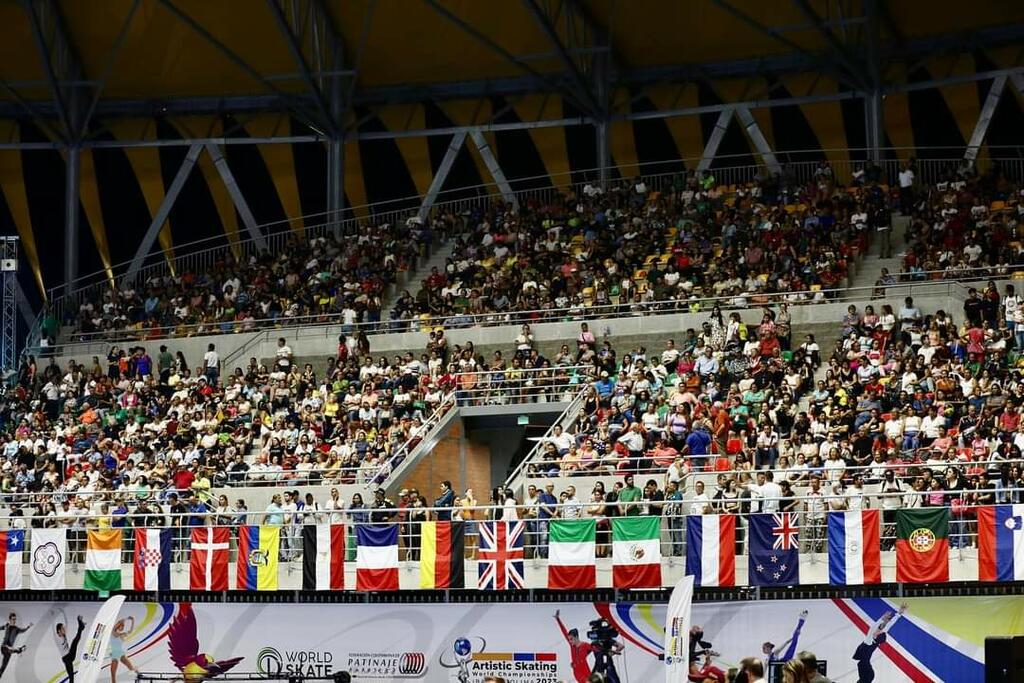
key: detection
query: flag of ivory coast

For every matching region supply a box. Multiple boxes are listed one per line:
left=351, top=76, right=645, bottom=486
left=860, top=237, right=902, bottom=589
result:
left=84, top=529, right=123, bottom=592
left=548, top=519, right=596, bottom=589
left=612, top=517, right=662, bottom=588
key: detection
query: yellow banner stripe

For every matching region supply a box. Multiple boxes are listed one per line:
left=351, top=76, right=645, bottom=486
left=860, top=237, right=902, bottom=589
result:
left=420, top=521, right=438, bottom=589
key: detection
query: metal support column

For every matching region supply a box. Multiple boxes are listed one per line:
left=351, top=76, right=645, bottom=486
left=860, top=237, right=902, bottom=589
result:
left=595, top=120, right=611, bottom=187
left=205, top=143, right=267, bottom=252
left=736, top=107, right=781, bottom=174
left=1, top=237, right=18, bottom=372
left=469, top=130, right=517, bottom=208
left=64, top=144, right=80, bottom=286
left=965, top=75, right=1006, bottom=161
left=864, top=91, right=883, bottom=163
left=326, top=53, right=346, bottom=236
left=864, top=0, right=884, bottom=163
left=418, top=130, right=466, bottom=221
left=123, top=144, right=202, bottom=285
left=697, top=108, right=733, bottom=172
left=327, top=138, right=345, bottom=234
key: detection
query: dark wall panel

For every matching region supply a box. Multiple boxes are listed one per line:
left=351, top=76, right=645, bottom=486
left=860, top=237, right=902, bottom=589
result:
left=292, top=118, right=328, bottom=219
left=355, top=107, right=419, bottom=211
left=155, top=119, right=222, bottom=248
left=630, top=93, right=684, bottom=175
left=490, top=95, right=552, bottom=192
left=907, top=68, right=967, bottom=159
left=769, top=84, right=825, bottom=160
left=561, top=99, right=597, bottom=185
left=222, top=115, right=287, bottom=227
left=423, top=101, right=485, bottom=201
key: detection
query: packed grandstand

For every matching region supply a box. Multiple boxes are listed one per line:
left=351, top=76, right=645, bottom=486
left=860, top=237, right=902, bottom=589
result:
left=5, top=160, right=1024, bottom=572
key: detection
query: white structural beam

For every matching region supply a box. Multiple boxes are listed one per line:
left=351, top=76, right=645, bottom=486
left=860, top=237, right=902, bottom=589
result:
left=735, top=107, right=781, bottom=174
left=205, top=143, right=267, bottom=252
left=122, top=143, right=203, bottom=285
left=418, top=130, right=466, bottom=221
left=964, top=75, right=1007, bottom=161
left=697, top=108, right=733, bottom=172
left=469, top=130, right=517, bottom=208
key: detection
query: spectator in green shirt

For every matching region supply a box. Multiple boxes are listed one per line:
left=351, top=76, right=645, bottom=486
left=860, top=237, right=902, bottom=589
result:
left=617, top=474, right=641, bottom=516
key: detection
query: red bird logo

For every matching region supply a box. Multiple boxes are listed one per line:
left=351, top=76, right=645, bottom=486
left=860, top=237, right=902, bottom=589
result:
left=168, top=603, right=243, bottom=682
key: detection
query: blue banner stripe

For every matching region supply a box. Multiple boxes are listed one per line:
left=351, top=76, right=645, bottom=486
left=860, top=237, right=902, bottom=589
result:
left=242, top=526, right=259, bottom=590
left=828, top=514, right=846, bottom=585
left=995, top=507, right=1016, bottom=582
left=851, top=598, right=981, bottom=680
left=685, top=517, right=703, bottom=585
left=357, top=523, right=399, bottom=547
left=158, top=529, right=172, bottom=590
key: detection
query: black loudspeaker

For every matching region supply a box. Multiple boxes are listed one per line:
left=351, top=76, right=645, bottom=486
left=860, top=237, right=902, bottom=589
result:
left=986, top=636, right=1024, bottom=683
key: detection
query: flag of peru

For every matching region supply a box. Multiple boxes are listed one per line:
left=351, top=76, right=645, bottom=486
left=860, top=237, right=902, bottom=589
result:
left=827, top=509, right=882, bottom=585
left=685, top=515, right=735, bottom=587
left=977, top=504, right=1024, bottom=582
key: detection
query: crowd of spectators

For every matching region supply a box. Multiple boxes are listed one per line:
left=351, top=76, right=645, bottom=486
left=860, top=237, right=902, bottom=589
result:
left=58, top=167, right=887, bottom=347
left=394, top=169, right=881, bottom=327
left=895, top=160, right=1024, bottom=281
left=64, top=221, right=431, bottom=341
left=514, top=287, right=1024, bottom=553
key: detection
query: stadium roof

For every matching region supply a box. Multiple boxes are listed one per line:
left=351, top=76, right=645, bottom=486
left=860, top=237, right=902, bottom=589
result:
left=3, top=0, right=1024, bottom=144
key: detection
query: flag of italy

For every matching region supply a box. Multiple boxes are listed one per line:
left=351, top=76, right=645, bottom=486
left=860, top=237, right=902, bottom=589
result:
left=548, top=519, right=596, bottom=589
left=84, top=529, right=123, bottom=592
left=612, top=517, right=662, bottom=588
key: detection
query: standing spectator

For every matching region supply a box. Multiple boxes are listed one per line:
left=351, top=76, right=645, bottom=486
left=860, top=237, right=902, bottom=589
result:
left=802, top=476, right=826, bottom=553
left=618, top=474, right=642, bottom=516
left=202, top=343, right=220, bottom=384
left=898, top=161, right=915, bottom=215
left=434, top=480, right=455, bottom=521
left=536, top=482, right=558, bottom=558
left=562, top=486, right=583, bottom=519
left=665, top=481, right=684, bottom=556
left=346, top=493, right=368, bottom=561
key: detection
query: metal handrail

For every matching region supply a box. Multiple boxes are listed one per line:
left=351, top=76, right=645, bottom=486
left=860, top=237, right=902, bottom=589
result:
left=505, top=387, right=590, bottom=488
left=23, top=148, right=1024, bottom=361
left=34, top=276, right=986, bottom=359
left=41, top=146, right=1024, bottom=304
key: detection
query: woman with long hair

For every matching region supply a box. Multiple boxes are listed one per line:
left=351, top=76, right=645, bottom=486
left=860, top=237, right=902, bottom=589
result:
left=109, top=616, right=139, bottom=681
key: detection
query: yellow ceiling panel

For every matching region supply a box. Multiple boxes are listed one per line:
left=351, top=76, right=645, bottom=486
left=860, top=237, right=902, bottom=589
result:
left=512, top=95, right=571, bottom=187
left=62, top=0, right=300, bottom=98
left=779, top=75, right=850, bottom=172
left=0, top=144, right=43, bottom=296
left=326, top=0, right=557, bottom=87
left=375, top=105, right=432, bottom=196
left=107, top=120, right=175, bottom=265
left=886, top=2, right=1024, bottom=38
left=244, top=115, right=304, bottom=234
left=0, top=4, right=43, bottom=83
left=646, top=85, right=704, bottom=163
left=78, top=149, right=113, bottom=283
left=926, top=55, right=981, bottom=148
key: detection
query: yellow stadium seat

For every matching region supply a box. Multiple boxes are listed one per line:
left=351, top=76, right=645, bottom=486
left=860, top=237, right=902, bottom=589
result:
left=659, top=254, right=671, bottom=265
left=645, top=254, right=658, bottom=264
left=785, top=204, right=797, bottom=214
left=810, top=284, right=822, bottom=291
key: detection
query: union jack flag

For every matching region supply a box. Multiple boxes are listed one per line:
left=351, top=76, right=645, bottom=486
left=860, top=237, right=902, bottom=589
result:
left=771, top=513, right=800, bottom=550
left=477, top=521, right=525, bottom=590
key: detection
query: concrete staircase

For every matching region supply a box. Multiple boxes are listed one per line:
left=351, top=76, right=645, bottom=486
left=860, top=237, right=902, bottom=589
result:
left=382, top=240, right=458, bottom=319
left=848, top=214, right=911, bottom=293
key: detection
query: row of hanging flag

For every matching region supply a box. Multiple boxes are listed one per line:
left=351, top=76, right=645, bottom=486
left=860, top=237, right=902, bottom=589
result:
left=0, top=505, right=1019, bottom=591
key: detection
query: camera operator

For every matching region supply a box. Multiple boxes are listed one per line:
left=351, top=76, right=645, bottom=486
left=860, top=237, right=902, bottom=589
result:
left=555, top=610, right=599, bottom=683
left=554, top=611, right=624, bottom=683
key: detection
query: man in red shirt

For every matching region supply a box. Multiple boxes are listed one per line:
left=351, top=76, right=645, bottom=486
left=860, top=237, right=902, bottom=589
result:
left=555, top=610, right=598, bottom=683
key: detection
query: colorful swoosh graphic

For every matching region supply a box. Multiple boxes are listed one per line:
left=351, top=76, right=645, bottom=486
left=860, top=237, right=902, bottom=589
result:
left=46, top=602, right=176, bottom=683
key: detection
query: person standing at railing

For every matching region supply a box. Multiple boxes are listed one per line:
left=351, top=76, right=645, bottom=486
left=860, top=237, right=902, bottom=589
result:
left=202, top=343, right=220, bottom=385
left=281, top=490, right=300, bottom=561
left=523, top=485, right=540, bottom=559
left=407, top=495, right=427, bottom=562
left=802, top=476, right=827, bottom=553
left=434, top=480, right=455, bottom=521
left=535, top=483, right=558, bottom=558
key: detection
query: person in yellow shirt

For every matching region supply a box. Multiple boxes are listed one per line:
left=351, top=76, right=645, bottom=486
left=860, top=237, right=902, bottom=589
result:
left=460, top=488, right=478, bottom=558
